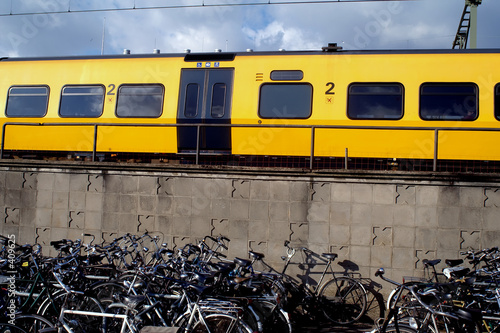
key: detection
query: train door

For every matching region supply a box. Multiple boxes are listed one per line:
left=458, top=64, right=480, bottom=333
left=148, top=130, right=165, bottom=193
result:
left=177, top=68, right=233, bottom=153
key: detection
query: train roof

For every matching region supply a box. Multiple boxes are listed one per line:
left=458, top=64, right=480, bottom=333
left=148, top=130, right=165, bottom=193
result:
left=2, top=47, right=500, bottom=63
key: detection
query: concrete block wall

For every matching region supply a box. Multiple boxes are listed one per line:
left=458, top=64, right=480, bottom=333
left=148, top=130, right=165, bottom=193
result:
left=1, top=166, right=499, bottom=290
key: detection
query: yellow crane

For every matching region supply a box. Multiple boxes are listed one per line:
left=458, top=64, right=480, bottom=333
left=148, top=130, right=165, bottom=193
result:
left=452, top=0, right=482, bottom=49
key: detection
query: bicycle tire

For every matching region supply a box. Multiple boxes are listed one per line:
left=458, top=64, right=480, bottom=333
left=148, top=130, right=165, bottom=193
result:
left=384, top=323, right=419, bottom=333
left=191, top=313, right=253, bottom=333
left=0, top=323, right=28, bottom=333
left=38, top=291, right=106, bottom=333
left=318, top=276, right=368, bottom=325
left=14, top=314, right=55, bottom=333
left=89, top=281, right=128, bottom=306
left=103, top=303, right=132, bottom=333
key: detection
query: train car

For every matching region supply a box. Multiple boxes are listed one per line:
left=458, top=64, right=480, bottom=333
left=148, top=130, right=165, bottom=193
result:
left=1, top=44, right=500, bottom=171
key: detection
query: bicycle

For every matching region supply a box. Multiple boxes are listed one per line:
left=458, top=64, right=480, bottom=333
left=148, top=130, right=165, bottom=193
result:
left=263, top=241, right=368, bottom=325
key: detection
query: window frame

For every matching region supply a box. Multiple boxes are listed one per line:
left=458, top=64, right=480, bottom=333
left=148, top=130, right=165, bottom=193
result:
left=494, top=83, right=500, bottom=121
left=59, top=84, right=105, bottom=118
left=210, top=82, right=227, bottom=118
left=5, top=85, right=50, bottom=118
left=419, top=82, right=479, bottom=121
left=258, top=82, right=313, bottom=119
left=347, top=82, right=404, bottom=120
left=115, top=83, right=165, bottom=118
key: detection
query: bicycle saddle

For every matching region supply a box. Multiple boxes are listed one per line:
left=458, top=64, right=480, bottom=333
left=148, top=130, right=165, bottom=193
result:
left=122, top=295, right=147, bottom=309
left=249, top=251, right=265, bottom=260
left=445, top=259, right=464, bottom=267
left=321, top=253, right=338, bottom=260
left=234, top=257, right=251, bottom=267
left=423, top=259, right=441, bottom=267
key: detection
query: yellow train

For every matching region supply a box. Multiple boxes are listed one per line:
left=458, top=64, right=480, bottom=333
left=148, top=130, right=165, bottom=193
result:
left=1, top=45, right=500, bottom=170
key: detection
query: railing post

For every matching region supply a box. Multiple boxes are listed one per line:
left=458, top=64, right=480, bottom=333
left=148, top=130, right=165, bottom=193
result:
left=433, top=129, right=439, bottom=172
left=196, top=125, right=201, bottom=165
left=345, top=148, right=349, bottom=170
left=310, top=127, right=315, bottom=170
left=0, top=124, right=6, bottom=159
left=93, top=124, right=98, bottom=162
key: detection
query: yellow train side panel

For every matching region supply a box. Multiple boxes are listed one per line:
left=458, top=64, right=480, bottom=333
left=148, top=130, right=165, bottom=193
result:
left=4, top=126, right=95, bottom=151
left=96, top=126, right=177, bottom=153
left=438, top=131, right=500, bottom=161
left=232, top=127, right=312, bottom=156
left=315, top=129, right=436, bottom=159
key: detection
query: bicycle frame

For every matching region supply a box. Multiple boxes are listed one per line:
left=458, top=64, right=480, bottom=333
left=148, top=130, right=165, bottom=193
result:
left=281, top=243, right=336, bottom=295
left=61, top=307, right=134, bottom=333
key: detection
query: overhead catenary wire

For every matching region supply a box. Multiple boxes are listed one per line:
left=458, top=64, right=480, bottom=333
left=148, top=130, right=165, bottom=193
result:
left=1, top=0, right=418, bottom=18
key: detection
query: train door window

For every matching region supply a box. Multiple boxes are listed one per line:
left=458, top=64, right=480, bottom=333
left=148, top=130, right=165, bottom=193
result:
left=347, top=83, right=404, bottom=120
left=116, top=84, right=164, bottom=118
left=59, top=85, right=104, bottom=118
left=211, top=83, right=226, bottom=118
left=6, top=86, right=49, bottom=117
left=184, top=83, right=199, bottom=118
left=495, top=84, right=500, bottom=120
left=259, top=83, right=312, bottom=119
left=420, top=83, right=478, bottom=121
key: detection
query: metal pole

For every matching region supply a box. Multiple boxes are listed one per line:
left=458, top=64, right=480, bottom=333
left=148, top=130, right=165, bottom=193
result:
left=0, top=124, right=5, bottom=159
left=469, top=3, right=478, bottom=48
left=467, top=0, right=481, bottom=49
left=433, top=129, right=439, bottom=172
left=196, top=125, right=201, bottom=165
left=310, top=127, right=315, bottom=170
left=93, top=125, right=98, bottom=162
left=101, top=17, right=106, bottom=55
left=345, top=148, right=348, bottom=170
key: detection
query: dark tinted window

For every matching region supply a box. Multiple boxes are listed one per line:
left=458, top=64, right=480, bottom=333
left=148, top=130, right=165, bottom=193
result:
left=270, top=70, right=303, bottom=81
left=116, top=85, right=164, bottom=118
left=211, top=83, right=226, bottom=118
left=347, top=83, right=404, bottom=120
left=59, top=85, right=104, bottom=118
left=259, top=83, right=312, bottom=119
left=184, top=83, right=199, bottom=118
left=6, top=86, right=49, bottom=117
left=420, top=83, right=478, bottom=121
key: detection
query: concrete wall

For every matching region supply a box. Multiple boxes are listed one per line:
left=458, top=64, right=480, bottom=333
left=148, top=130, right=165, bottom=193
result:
left=1, top=164, right=499, bottom=286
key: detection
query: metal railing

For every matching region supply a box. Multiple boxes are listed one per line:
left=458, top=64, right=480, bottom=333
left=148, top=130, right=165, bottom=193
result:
left=2, top=121, right=499, bottom=171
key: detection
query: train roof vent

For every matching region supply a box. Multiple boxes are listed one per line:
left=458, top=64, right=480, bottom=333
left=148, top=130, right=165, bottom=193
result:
left=184, top=53, right=236, bottom=62
left=322, top=43, right=343, bottom=52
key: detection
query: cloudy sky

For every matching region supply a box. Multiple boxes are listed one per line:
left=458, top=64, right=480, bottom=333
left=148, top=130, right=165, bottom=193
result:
left=0, top=0, right=499, bottom=57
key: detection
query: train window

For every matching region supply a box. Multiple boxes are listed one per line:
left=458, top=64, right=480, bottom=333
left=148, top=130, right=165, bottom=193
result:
left=211, top=83, right=226, bottom=118
left=116, top=84, right=164, bottom=118
left=6, top=86, right=49, bottom=117
left=59, top=85, right=104, bottom=118
left=495, top=84, right=500, bottom=120
left=420, top=83, right=478, bottom=121
left=347, top=83, right=404, bottom=120
left=270, top=70, right=303, bottom=81
left=184, top=83, right=199, bottom=118
left=259, top=83, right=312, bottom=119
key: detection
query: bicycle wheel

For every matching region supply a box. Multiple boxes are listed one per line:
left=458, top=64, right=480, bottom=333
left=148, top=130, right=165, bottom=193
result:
left=103, top=303, right=131, bottom=333
left=318, top=276, right=367, bottom=325
left=90, top=281, right=128, bottom=306
left=384, top=323, right=418, bottom=333
left=251, top=300, right=292, bottom=333
left=191, top=314, right=253, bottom=333
left=14, top=314, right=55, bottom=333
left=38, top=291, right=106, bottom=333
left=0, top=323, right=28, bottom=333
